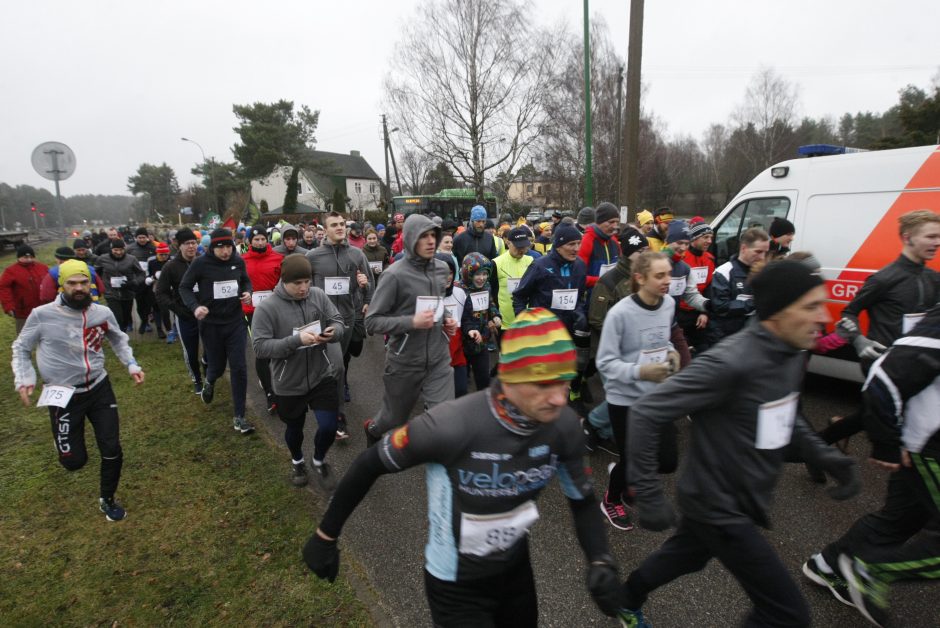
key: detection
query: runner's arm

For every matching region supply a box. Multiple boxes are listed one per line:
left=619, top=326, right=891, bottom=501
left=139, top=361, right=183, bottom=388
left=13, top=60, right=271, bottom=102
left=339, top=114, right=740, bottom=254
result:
left=11, top=311, right=41, bottom=388
left=103, top=308, right=142, bottom=374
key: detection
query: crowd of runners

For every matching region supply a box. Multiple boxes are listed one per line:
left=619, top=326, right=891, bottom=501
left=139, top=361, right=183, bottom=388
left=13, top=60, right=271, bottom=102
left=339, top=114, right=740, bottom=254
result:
left=6, top=204, right=940, bottom=627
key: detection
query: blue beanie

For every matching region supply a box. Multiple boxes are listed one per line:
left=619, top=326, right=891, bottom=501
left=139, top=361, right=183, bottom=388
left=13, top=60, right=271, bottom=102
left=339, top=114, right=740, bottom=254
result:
left=553, top=224, right=582, bottom=247
left=470, top=205, right=487, bottom=221
left=376, top=223, right=385, bottom=231
left=666, top=220, right=690, bottom=244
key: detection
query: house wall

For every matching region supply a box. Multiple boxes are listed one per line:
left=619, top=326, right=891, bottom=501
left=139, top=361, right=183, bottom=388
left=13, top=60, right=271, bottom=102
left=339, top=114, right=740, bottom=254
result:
left=345, top=178, right=382, bottom=217
left=251, top=166, right=323, bottom=210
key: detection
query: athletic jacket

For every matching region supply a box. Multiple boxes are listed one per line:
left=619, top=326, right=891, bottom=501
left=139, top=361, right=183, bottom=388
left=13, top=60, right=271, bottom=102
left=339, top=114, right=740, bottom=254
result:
left=709, top=255, right=754, bottom=338
left=242, top=245, right=284, bottom=316
left=839, top=254, right=940, bottom=348
left=306, top=240, right=374, bottom=326
left=452, top=225, right=497, bottom=264
left=629, top=321, right=830, bottom=528
left=365, top=214, right=451, bottom=372
left=0, top=260, right=49, bottom=318
left=154, top=255, right=196, bottom=321
left=178, top=249, right=252, bottom=325
left=250, top=281, right=345, bottom=396
left=577, top=225, right=619, bottom=289
left=863, top=305, right=940, bottom=460
left=491, top=250, right=533, bottom=326
left=272, top=243, right=308, bottom=257
left=126, top=240, right=155, bottom=262
left=12, top=297, right=141, bottom=391
left=681, top=245, right=715, bottom=312
left=666, top=252, right=708, bottom=313
left=95, top=253, right=146, bottom=301
left=512, top=248, right=588, bottom=334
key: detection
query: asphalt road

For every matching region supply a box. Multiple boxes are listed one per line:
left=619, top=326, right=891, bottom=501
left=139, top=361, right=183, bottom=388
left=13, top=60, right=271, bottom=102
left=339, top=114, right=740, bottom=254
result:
left=244, top=335, right=937, bottom=628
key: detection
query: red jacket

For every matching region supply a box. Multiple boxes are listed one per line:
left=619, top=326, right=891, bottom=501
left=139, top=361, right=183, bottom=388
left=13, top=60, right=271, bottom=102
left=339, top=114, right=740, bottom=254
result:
left=577, top=226, right=619, bottom=288
left=680, top=245, right=716, bottom=312
left=0, top=260, right=49, bottom=319
left=242, top=245, right=284, bottom=315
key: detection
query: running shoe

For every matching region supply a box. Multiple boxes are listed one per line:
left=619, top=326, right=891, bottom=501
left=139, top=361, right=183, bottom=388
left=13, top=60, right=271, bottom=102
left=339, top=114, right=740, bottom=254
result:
left=363, top=419, right=381, bottom=448
left=839, top=554, right=888, bottom=627
left=233, top=416, right=255, bottom=434
left=335, top=414, right=350, bottom=441
left=200, top=380, right=214, bottom=404
left=312, top=461, right=337, bottom=491
left=290, top=462, right=309, bottom=487
left=600, top=489, right=634, bottom=531
left=618, top=608, right=651, bottom=628
left=99, top=497, right=126, bottom=522
left=193, top=381, right=203, bottom=395
left=802, top=553, right=853, bottom=606
left=166, top=329, right=177, bottom=344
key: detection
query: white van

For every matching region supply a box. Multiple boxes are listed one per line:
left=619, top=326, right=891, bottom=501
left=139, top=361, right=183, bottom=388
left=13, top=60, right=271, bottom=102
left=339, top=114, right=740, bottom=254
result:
left=709, top=144, right=940, bottom=381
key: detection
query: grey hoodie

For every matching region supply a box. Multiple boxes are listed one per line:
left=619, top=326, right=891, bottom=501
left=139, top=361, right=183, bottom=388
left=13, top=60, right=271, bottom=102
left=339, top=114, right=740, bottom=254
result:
left=365, top=214, right=450, bottom=371
left=305, top=239, right=373, bottom=326
left=250, top=282, right=345, bottom=396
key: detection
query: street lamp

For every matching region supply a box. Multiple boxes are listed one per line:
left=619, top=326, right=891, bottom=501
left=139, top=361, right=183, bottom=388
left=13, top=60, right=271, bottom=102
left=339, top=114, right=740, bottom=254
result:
left=181, top=137, right=217, bottom=215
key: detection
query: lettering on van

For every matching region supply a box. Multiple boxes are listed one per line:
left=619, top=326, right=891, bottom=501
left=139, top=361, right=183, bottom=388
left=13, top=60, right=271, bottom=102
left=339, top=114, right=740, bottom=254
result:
left=826, top=279, right=866, bottom=302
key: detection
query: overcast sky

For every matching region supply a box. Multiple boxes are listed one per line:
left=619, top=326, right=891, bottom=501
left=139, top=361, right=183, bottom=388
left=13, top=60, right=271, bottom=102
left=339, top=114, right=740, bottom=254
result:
left=2, top=0, right=937, bottom=197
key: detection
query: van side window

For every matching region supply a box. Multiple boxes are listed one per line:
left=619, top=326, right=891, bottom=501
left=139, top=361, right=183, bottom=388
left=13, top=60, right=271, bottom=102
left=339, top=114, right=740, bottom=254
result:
left=712, top=197, right=791, bottom=265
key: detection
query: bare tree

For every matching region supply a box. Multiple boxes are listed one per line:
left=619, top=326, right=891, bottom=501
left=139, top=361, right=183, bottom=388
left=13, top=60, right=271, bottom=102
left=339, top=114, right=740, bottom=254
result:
left=399, top=147, right=432, bottom=195
left=731, top=67, right=801, bottom=170
left=384, top=0, right=555, bottom=201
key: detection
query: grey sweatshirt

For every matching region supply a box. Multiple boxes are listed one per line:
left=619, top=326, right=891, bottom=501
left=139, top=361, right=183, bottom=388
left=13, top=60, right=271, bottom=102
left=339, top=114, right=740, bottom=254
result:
left=365, top=214, right=450, bottom=372
left=250, top=282, right=345, bottom=396
left=305, top=240, right=373, bottom=326
left=596, top=294, right=676, bottom=406
left=12, top=297, right=141, bottom=391
left=628, top=320, right=828, bottom=528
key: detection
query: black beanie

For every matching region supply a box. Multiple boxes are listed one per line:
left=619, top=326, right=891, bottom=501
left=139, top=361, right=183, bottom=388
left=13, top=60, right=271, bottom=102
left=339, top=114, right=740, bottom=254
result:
left=553, top=224, right=582, bottom=247
left=752, top=260, right=824, bottom=320
left=110, top=238, right=126, bottom=249
left=619, top=227, right=649, bottom=257
left=175, top=227, right=197, bottom=245
left=209, top=228, right=234, bottom=248
left=72, top=239, right=89, bottom=250
left=280, top=255, right=311, bottom=283
left=595, top=202, right=619, bottom=225
left=54, top=246, right=76, bottom=260
left=16, top=244, right=35, bottom=257
left=135, top=226, right=149, bottom=237
left=769, top=217, right=795, bottom=239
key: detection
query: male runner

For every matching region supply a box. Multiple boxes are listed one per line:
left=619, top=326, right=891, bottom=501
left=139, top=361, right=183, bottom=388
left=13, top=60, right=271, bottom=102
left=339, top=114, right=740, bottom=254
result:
left=155, top=228, right=203, bottom=393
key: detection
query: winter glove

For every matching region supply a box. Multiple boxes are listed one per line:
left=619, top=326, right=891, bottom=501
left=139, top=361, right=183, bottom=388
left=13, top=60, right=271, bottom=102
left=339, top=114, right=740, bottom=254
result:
left=637, top=363, right=671, bottom=383
left=145, top=276, right=154, bottom=286
left=634, top=490, right=676, bottom=531
left=852, top=335, right=887, bottom=361
left=303, top=533, right=340, bottom=582
left=815, top=447, right=861, bottom=501
left=586, top=558, right=621, bottom=617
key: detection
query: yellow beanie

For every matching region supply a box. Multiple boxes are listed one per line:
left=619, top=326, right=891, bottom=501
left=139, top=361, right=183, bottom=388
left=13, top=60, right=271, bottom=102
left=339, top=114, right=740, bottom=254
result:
left=58, top=260, right=91, bottom=287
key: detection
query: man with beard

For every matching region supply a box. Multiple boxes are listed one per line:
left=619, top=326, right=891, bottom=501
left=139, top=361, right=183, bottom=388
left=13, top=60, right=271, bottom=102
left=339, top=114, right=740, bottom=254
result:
left=453, top=205, right=497, bottom=264
left=12, top=260, right=145, bottom=521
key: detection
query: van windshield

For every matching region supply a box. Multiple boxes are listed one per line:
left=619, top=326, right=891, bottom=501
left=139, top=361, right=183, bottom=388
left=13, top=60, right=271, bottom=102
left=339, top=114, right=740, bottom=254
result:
left=713, top=197, right=791, bottom=265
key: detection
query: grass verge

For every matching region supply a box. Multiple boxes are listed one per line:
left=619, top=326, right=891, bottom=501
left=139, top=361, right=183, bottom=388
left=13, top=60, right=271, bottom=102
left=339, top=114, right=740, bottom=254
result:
left=0, top=245, right=372, bottom=626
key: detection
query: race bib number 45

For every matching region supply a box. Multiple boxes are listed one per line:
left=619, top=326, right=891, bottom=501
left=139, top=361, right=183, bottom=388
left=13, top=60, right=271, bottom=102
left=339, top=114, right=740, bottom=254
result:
left=458, top=500, right=539, bottom=557
left=324, top=276, right=350, bottom=296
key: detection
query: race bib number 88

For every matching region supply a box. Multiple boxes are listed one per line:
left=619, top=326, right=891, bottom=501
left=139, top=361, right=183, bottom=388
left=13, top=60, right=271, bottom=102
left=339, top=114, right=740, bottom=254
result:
left=458, top=500, right=539, bottom=557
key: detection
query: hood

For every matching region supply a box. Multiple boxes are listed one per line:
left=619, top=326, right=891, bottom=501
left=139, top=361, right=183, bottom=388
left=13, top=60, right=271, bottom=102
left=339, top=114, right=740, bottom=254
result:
left=273, top=281, right=304, bottom=301
left=403, top=214, right=441, bottom=260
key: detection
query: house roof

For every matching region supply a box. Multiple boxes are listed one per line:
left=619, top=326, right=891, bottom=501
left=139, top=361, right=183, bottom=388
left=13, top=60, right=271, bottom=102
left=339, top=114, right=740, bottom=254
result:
left=305, top=150, right=381, bottom=181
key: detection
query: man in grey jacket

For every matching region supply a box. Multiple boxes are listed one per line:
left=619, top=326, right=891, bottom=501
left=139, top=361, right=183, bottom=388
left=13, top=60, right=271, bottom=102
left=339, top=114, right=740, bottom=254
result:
left=95, top=238, right=146, bottom=333
left=617, top=260, right=860, bottom=628
left=272, top=226, right=308, bottom=257
left=251, top=256, right=345, bottom=489
left=363, top=214, right=457, bottom=445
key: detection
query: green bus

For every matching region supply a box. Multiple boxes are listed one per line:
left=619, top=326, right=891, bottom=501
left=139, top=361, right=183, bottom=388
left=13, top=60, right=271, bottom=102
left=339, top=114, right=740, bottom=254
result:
left=391, top=189, right=497, bottom=224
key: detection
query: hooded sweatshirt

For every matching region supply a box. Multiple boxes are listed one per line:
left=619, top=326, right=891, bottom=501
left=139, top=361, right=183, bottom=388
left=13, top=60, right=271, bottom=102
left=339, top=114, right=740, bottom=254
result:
left=365, top=214, right=451, bottom=371
left=306, top=239, right=374, bottom=326
left=250, top=282, right=345, bottom=396
left=178, top=246, right=252, bottom=325
left=242, top=244, right=284, bottom=315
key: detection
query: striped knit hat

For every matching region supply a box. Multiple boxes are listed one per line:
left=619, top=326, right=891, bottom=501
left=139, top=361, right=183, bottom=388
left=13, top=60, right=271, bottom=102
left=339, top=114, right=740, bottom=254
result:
left=498, top=308, right=577, bottom=384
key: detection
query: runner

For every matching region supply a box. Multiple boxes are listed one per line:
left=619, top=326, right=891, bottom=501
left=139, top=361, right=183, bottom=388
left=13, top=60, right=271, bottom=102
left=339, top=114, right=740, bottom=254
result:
left=95, top=238, right=146, bottom=333
left=154, top=228, right=203, bottom=393
left=577, top=201, right=620, bottom=289
left=491, top=227, right=535, bottom=329
left=272, top=226, right=308, bottom=256
left=617, top=260, right=859, bottom=628
left=12, top=259, right=145, bottom=521
left=242, top=225, right=284, bottom=413
left=126, top=227, right=157, bottom=333
left=145, top=242, right=171, bottom=339
left=459, top=252, right=501, bottom=393
left=709, top=226, right=770, bottom=341
left=251, top=256, right=345, bottom=489
left=303, top=308, right=622, bottom=626
left=1, top=245, right=49, bottom=332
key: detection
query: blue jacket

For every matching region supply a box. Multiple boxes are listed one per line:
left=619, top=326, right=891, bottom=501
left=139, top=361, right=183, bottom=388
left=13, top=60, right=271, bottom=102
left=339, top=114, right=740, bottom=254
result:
left=710, top=255, right=754, bottom=338
left=512, top=249, right=588, bottom=333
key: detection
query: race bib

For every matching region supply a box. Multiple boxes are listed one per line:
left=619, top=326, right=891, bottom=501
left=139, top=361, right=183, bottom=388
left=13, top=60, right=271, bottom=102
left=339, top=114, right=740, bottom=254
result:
left=902, top=312, right=925, bottom=334
left=251, top=290, right=272, bottom=307
left=668, top=277, right=687, bottom=296
left=213, top=280, right=239, bottom=299
left=443, top=299, right=462, bottom=327
left=599, top=262, right=617, bottom=276
left=458, top=500, right=540, bottom=557
left=110, top=276, right=126, bottom=288
left=37, top=385, right=75, bottom=408
left=755, top=392, right=799, bottom=450
left=506, top=277, right=521, bottom=294
left=690, top=266, right=708, bottom=285
left=551, top=289, right=577, bottom=311
left=292, top=320, right=322, bottom=337
left=415, top=296, right=444, bottom=322
left=369, top=261, right=383, bottom=274
left=470, top=291, right=490, bottom=312
left=637, top=347, right=668, bottom=366
left=138, top=261, right=148, bottom=272
left=324, top=276, right=350, bottom=296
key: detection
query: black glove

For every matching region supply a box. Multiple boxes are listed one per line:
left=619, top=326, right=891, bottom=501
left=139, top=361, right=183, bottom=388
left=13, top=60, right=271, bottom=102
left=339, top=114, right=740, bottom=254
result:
left=815, top=448, right=861, bottom=501
left=303, top=533, right=340, bottom=582
left=586, top=559, right=621, bottom=617
left=634, top=491, right=676, bottom=531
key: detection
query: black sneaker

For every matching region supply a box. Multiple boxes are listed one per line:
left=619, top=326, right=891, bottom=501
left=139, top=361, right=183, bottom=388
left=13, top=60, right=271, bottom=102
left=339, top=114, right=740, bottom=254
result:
left=99, top=497, right=126, bottom=522
left=600, top=490, right=634, bottom=531
left=290, top=462, right=308, bottom=487
left=802, top=554, right=853, bottom=606
left=363, top=419, right=381, bottom=448
left=312, top=461, right=337, bottom=491
left=335, top=414, right=350, bottom=441
left=233, top=416, right=255, bottom=434
left=839, top=554, right=889, bottom=627
left=581, top=418, right=599, bottom=453
left=200, top=380, right=214, bottom=404
left=193, top=381, right=203, bottom=395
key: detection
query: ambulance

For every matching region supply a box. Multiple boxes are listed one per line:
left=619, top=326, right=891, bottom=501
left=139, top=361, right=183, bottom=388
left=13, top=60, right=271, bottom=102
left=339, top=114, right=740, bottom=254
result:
left=709, top=143, right=940, bottom=381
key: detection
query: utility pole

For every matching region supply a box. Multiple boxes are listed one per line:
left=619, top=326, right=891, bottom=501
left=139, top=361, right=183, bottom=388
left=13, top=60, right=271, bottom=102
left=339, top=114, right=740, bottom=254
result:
left=616, top=65, right=624, bottom=206
left=582, top=0, right=594, bottom=207
left=388, top=136, right=402, bottom=196
left=382, top=115, right=392, bottom=206
left=621, top=0, right=644, bottom=220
